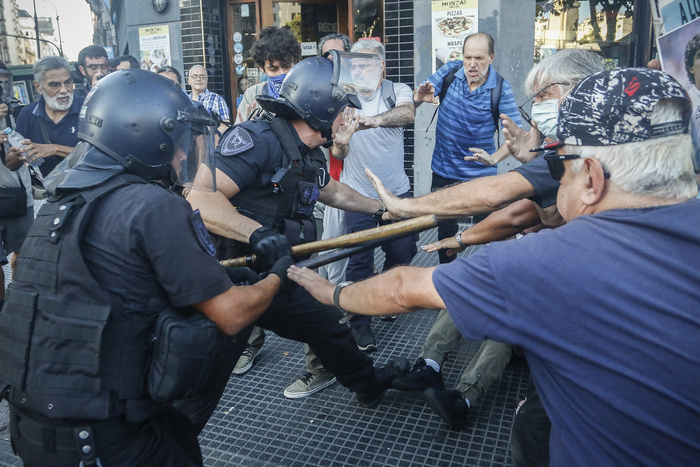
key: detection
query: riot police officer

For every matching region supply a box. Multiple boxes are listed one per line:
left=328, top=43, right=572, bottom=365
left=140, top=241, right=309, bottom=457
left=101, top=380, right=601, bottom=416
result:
left=187, top=55, right=409, bottom=399
left=0, top=70, right=293, bottom=466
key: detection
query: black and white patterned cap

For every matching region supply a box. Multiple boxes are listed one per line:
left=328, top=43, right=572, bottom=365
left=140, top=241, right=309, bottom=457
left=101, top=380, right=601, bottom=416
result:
left=556, top=68, right=690, bottom=146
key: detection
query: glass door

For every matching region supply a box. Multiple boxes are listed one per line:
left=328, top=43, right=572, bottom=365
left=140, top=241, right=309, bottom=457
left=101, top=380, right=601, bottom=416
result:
left=272, top=2, right=338, bottom=57
left=228, top=2, right=259, bottom=109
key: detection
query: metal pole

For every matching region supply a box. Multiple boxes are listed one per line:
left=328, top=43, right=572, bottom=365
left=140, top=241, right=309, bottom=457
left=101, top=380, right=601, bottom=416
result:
left=32, top=0, right=41, bottom=58
left=39, top=0, right=63, bottom=57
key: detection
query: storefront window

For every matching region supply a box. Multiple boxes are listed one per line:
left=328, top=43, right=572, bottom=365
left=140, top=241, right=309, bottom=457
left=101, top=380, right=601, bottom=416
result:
left=273, top=2, right=338, bottom=48
left=230, top=2, right=259, bottom=106
left=353, top=0, right=383, bottom=42
left=535, top=1, right=635, bottom=69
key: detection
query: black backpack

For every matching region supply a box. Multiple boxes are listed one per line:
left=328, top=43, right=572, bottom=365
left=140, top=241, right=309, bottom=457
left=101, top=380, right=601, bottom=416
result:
left=427, top=65, right=504, bottom=144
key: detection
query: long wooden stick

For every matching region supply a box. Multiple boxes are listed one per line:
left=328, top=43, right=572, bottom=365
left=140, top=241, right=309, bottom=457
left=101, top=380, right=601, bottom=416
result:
left=220, top=214, right=438, bottom=268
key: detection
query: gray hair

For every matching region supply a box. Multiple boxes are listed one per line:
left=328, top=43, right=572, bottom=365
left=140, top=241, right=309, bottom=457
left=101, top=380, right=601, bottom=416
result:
left=351, top=40, right=385, bottom=61
left=319, top=33, right=352, bottom=54
left=568, top=99, right=698, bottom=200
left=33, top=55, right=71, bottom=83
left=524, top=49, right=605, bottom=97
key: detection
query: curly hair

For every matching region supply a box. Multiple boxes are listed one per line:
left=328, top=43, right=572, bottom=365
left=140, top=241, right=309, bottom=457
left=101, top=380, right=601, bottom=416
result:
left=685, top=33, right=700, bottom=85
left=250, top=26, right=301, bottom=69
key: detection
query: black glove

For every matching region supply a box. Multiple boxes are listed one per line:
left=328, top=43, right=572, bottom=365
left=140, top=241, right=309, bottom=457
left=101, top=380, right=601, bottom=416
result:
left=224, top=266, right=259, bottom=285
left=264, top=256, right=295, bottom=294
left=249, top=227, right=292, bottom=270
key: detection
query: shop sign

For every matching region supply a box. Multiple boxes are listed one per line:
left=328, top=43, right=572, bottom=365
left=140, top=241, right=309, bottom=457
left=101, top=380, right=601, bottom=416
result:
left=139, top=25, right=171, bottom=72
left=431, top=0, right=478, bottom=73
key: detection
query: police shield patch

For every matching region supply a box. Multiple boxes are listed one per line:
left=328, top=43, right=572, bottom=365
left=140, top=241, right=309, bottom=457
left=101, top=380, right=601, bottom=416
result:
left=220, top=127, right=254, bottom=156
left=191, top=209, right=217, bottom=256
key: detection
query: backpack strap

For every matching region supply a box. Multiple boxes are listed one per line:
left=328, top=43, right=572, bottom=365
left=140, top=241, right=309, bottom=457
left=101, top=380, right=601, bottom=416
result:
left=491, top=72, right=504, bottom=145
left=380, top=79, right=396, bottom=109
left=426, top=65, right=460, bottom=132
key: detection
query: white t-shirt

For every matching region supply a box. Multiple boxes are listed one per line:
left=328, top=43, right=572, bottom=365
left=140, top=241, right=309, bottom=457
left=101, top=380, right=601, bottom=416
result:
left=339, top=81, right=412, bottom=198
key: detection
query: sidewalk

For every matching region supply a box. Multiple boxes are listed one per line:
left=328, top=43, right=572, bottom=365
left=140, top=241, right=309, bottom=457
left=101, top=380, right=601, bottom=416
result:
left=0, top=227, right=529, bottom=466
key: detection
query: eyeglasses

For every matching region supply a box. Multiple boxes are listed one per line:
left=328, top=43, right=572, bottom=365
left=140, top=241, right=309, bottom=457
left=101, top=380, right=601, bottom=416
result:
left=190, top=74, right=207, bottom=80
left=517, top=82, right=566, bottom=131
left=543, top=150, right=611, bottom=181
left=85, top=64, right=109, bottom=72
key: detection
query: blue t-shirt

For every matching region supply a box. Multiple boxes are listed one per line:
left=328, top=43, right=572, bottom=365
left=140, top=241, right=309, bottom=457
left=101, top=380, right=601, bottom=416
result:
left=15, top=95, right=84, bottom=176
left=433, top=200, right=700, bottom=465
left=428, top=62, right=521, bottom=182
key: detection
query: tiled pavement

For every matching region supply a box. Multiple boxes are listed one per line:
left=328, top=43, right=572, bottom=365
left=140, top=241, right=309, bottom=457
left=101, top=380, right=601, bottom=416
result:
left=0, top=226, right=529, bottom=466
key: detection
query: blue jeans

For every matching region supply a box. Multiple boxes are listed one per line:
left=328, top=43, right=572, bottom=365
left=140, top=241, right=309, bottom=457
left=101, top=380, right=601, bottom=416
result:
left=345, top=192, right=418, bottom=326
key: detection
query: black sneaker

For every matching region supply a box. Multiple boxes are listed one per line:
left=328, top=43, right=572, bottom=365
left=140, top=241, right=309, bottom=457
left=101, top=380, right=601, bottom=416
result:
left=392, top=358, right=445, bottom=391
left=351, top=324, right=377, bottom=352
left=424, top=388, right=470, bottom=430
left=356, top=357, right=411, bottom=408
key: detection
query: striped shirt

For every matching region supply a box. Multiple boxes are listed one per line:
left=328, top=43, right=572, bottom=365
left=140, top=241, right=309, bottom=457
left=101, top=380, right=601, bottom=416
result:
left=192, top=88, right=231, bottom=122
left=428, top=62, right=521, bottom=181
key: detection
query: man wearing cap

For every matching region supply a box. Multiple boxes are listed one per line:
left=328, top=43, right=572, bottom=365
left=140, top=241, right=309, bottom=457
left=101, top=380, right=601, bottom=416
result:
left=289, top=68, right=700, bottom=464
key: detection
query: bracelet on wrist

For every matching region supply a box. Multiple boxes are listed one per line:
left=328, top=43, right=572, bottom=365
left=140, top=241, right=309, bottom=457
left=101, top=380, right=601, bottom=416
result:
left=455, top=230, right=467, bottom=247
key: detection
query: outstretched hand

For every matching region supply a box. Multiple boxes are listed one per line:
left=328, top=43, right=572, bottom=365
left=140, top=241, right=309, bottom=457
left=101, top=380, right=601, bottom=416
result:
left=421, top=236, right=465, bottom=257
left=287, top=265, right=335, bottom=306
left=365, top=168, right=403, bottom=221
left=334, top=108, right=360, bottom=145
left=502, top=114, right=540, bottom=164
left=464, top=147, right=497, bottom=165
left=414, top=81, right=438, bottom=105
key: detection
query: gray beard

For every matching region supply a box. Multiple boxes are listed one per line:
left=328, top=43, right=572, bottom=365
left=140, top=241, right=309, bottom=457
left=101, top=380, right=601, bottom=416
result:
left=44, top=92, right=73, bottom=111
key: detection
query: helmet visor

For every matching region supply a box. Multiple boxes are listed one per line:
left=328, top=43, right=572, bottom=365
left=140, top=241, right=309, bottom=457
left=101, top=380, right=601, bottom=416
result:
left=173, top=107, right=218, bottom=193
left=329, top=51, right=383, bottom=98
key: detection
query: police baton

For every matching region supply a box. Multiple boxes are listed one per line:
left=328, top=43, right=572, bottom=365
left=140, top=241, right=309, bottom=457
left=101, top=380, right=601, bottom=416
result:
left=220, top=214, right=438, bottom=269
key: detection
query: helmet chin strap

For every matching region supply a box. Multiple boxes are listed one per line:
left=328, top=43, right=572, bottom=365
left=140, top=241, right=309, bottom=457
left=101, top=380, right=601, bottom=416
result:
left=321, top=128, right=333, bottom=148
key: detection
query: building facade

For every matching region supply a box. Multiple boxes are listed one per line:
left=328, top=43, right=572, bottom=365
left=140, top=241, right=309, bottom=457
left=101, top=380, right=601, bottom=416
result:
left=100, top=0, right=656, bottom=195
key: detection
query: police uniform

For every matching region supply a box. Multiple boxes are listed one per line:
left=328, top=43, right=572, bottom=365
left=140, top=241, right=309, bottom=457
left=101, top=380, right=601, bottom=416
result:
left=0, top=165, right=230, bottom=466
left=216, top=117, right=329, bottom=256
left=215, top=117, right=380, bottom=390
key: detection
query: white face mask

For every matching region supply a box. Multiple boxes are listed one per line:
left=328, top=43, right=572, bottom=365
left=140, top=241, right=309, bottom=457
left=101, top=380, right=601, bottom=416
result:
left=531, top=98, right=559, bottom=139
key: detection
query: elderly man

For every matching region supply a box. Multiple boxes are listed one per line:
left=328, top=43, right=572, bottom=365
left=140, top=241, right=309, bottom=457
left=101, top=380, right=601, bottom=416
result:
left=389, top=49, right=605, bottom=432
left=188, top=64, right=230, bottom=125
left=13, top=56, right=84, bottom=177
left=414, top=32, right=521, bottom=264
left=290, top=68, right=700, bottom=464
left=74, top=45, right=108, bottom=98
left=332, top=39, right=416, bottom=352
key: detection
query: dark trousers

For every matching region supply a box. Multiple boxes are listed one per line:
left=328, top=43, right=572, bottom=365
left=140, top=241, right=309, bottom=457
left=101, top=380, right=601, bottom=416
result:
left=10, top=407, right=202, bottom=467
left=345, top=192, right=418, bottom=326
left=431, top=173, right=488, bottom=264
left=510, top=376, right=551, bottom=467
left=176, top=286, right=378, bottom=431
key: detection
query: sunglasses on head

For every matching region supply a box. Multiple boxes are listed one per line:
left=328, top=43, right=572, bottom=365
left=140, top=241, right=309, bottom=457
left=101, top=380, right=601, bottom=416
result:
left=543, top=149, right=611, bottom=181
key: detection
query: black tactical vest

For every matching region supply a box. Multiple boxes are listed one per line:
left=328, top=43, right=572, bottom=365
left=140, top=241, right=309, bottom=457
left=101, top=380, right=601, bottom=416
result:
left=0, top=175, right=165, bottom=420
left=231, top=118, right=326, bottom=249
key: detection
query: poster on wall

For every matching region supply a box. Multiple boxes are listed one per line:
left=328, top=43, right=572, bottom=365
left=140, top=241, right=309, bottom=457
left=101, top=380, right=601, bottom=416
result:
left=657, top=16, right=700, bottom=166
left=139, top=25, right=172, bottom=72
left=431, top=0, right=478, bottom=73
left=651, top=0, right=700, bottom=36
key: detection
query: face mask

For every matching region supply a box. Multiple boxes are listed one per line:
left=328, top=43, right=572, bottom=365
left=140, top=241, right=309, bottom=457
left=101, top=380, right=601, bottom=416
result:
left=531, top=98, right=559, bottom=139
left=266, top=73, right=287, bottom=98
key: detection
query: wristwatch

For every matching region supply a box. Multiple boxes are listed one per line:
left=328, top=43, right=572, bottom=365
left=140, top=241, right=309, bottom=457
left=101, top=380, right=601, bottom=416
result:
left=333, top=281, right=354, bottom=312
left=372, top=199, right=387, bottom=219
left=455, top=230, right=467, bottom=247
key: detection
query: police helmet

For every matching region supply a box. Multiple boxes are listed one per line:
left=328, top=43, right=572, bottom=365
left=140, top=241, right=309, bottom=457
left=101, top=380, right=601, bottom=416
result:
left=256, top=56, right=361, bottom=141
left=78, top=69, right=216, bottom=183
